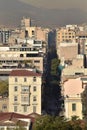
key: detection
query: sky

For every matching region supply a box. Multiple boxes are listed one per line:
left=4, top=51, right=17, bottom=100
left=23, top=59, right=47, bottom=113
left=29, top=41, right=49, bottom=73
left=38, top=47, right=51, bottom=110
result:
left=0, top=0, right=87, bottom=27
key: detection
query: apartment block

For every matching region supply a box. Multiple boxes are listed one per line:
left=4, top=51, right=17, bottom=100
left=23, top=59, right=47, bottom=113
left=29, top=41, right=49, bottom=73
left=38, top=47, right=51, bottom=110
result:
left=0, top=29, right=11, bottom=44
left=25, top=26, right=49, bottom=42
left=0, top=45, right=43, bottom=72
left=56, top=27, right=76, bottom=44
left=9, top=69, right=42, bottom=115
left=76, top=31, right=87, bottom=54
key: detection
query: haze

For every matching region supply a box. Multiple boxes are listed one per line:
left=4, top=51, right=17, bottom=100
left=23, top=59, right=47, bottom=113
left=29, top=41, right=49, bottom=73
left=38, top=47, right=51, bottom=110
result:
left=0, top=0, right=87, bottom=27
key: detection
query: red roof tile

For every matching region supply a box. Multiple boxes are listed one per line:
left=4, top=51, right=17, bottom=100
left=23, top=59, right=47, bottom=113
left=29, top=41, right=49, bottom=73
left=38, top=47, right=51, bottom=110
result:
left=9, top=69, right=42, bottom=77
left=0, top=112, right=35, bottom=123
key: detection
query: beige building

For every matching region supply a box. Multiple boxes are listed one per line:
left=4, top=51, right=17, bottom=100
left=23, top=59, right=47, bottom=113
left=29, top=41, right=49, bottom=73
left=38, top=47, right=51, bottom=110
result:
left=0, top=45, right=43, bottom=72
left=25, top=26, right=49, bottom=42
left=9, top=69, right=42, bottom=115
left=8, top=29, right=25, bottom=45
left=63, top=77, right=84, bottom=119
left=62, top=68, right=87, bottom=76
left=58, top=41, right=85, bottom=69
left=58, top=42, right=78, bottom=60
left=9, top=26, right=49, bottom=46
left=21, top=17, right=31, bottom=28
left=56, top=27, right=76, bottom=44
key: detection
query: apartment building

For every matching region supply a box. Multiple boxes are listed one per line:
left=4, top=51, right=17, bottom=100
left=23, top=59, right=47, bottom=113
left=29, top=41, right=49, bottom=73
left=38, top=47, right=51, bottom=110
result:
left=9, top=69, right=42, bottom=115
left=0, top=45, right=43, bottom=72
left=25, top=26, right=49, bottom=43
left=63, top=77, right=84, bottom=119
left=76, top=31, right=87, bottom=54
left=9, top=27, right=49, bottom=45
left=56, top=27, right=76, bottom=43
left=0, top=28, right=11, bottom=44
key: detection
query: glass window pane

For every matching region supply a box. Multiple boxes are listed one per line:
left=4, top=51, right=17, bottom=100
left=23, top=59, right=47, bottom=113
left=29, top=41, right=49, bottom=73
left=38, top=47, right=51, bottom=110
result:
left=72, top=103, right=76, bottom=111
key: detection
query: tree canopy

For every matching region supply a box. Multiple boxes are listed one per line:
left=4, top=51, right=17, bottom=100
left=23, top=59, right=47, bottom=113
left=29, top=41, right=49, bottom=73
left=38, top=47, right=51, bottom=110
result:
left=32, top=115, right=87, bottom=130
left=0, top=80, right=8, bottom=96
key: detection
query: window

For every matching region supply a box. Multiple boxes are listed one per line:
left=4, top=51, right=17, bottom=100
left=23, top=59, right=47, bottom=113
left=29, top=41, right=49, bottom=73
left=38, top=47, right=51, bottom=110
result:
left=33, top=77, right=36, bottom=82
left=15, top=77, right=18, bottom=82
left=25, top=30, right=28, bottom=38
left=14, top=86, right=18, bottom=91
left=21, top=86, right=29, bottom=92
left=21, top=96, right=29, bottom=102
left=32, top=30, right=35, bottom=35
left=33, top=106, right=36, bottom=113
left=69, top=36, right=71, bottom=38
left=24, top=77, right=27, bottom=82
left=14, top=106, right=17, bottom=112
left=34, top=60, right=40, bottom=63
left=72, top=103, right=76, bottom=111
left=2, top=104, right=7, bottom=109
left=33, top=86, right=36, bottom=92
left=20, top=54, right=24, bottom=57
left=14, top=96, right=18, bottom=102
left=23, top=105, right=27, bottom=112
left=33, top=96, right=37, bottom=102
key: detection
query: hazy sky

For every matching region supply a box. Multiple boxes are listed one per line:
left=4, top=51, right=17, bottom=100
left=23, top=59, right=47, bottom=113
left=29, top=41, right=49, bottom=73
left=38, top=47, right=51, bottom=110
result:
left=0, top=0, right=87, bottom=27
left=18, top=0, right=87, bottom=10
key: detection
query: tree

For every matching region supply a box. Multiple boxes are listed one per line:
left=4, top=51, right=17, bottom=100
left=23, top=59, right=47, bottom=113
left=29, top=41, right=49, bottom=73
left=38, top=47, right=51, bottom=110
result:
left=51, top=58, right=60, bottom=76
left=33, top=115, right=54, bottom=130
left=81, top=86, right=87, bottom=121
left=0, top=80, right=8, bottom=96
left=32, top=115, right=87, bottom=130
left=33, top=115, right=72, bottom=130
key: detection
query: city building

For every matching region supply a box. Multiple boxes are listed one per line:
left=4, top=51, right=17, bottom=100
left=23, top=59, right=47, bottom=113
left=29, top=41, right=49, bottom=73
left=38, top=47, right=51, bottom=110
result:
left=58, top=42, right=78, bottom=60
left=9, top=69, right=42, bottom=115
left=0, top=28, right=11, bottom=44
left=63, top=77, right=84, bottom=119
left=56, top=27, right=76, bottom=44
left=76, top=31, right=87, bottom=54
left=21, top=17, right=31, bottom=29
left=0, top=45, right=43, bottom=72
left=0, top=112, right=34, bottom=130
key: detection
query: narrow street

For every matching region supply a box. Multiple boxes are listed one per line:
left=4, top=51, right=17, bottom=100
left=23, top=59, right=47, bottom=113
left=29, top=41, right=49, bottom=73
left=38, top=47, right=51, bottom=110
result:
left=42, top=38, right=63, bottom=116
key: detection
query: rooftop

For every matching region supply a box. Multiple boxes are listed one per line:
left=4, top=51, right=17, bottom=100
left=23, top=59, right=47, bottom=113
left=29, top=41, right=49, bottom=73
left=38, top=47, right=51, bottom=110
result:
left=9, top=69, right=42, bottom=77
left=0, top=112, right=36, bottom=126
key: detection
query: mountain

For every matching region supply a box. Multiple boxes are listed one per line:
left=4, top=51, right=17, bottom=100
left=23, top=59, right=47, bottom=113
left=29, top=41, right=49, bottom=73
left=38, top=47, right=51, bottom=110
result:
left=0, top=0, right=87, bottom=27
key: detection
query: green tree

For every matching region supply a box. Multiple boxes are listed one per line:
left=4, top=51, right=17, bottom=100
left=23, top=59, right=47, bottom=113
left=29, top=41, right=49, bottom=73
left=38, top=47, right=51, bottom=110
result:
left=33, top=115, right=73, bottom=130
left=32, top=115, right=87, bottom=130
left=51, top=58, right=60, bottom=76
left=81, top=86, right=87, bottom=121
left=0, top=80, right=8, bottom=96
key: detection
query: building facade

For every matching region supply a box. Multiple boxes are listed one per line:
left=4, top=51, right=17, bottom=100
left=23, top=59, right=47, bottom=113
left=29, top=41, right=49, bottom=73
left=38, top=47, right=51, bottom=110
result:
left=63, top=77, right=84, bottom=119
left=0, top=45, right=43, bottom=72
left=0, top=29, right=11, bottom=44
left=9, top=69, right=42, bottom=115
left=21, top=17, right=31, bottom=29
left=56, top=27, right=76, bottom=44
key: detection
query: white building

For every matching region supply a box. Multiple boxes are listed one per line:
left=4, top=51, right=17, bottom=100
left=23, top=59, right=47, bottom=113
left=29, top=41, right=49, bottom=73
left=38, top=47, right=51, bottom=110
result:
left=63, top=77, right=84, bottom=119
